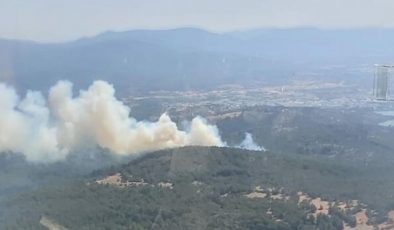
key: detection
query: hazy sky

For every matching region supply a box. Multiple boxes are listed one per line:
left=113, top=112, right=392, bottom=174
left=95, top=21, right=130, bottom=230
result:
left=1, top=0, right=394, bottom=42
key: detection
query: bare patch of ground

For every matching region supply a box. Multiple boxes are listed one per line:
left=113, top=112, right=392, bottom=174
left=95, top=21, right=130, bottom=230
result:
left=297, top=191, right=311, bottom=204
left=310, top=197, right=330, bottom=217
left=96, top=173, right=122, bottom=186
left=337, top=202, right=348, bottom=211
left=295, top=192, right=394, bottom=230
left=245, top=186, right=268, bottom=199
left=343, top=209, right=374, bottom=230
left=378, top=210, right=394, bottom=230
left=95, top=173, right=148, bottom=187
left=158, top=182, right=173, bottom=189
left=270, top=193, right=290, bottom=201
left=40, top=216, right=68, bottom=230
left=245, top=192, right=267, bottom=199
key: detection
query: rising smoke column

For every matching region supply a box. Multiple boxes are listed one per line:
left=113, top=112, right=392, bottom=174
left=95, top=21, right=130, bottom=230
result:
left=238, top=132, right=266, bottom=151
left=0, top=80, right=224, bottom=163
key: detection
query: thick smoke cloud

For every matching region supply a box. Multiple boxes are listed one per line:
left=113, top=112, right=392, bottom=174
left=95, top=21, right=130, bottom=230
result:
left=0, top=84, right=68, bottom=162
left=0, top=81, right=225, bottom=162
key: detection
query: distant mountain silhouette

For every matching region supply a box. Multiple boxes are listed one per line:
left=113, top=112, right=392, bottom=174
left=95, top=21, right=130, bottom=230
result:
left=1, top=27, right=393, bottom=94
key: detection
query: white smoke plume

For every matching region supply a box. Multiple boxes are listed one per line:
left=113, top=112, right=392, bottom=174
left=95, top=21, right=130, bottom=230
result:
left=238, top=133, right=266, bottom=151
left=0, top=80, right=225, bottom=163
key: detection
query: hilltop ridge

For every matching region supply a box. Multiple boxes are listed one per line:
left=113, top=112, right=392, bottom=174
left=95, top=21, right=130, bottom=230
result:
left=2, top=146, right=394, bottom=229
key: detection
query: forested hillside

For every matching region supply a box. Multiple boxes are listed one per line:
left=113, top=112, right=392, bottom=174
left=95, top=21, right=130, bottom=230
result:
left=2, top=146, right=394, bottom=229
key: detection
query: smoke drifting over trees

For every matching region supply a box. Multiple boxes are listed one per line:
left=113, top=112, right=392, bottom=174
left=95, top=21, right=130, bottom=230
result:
left=0, top=81, right=228, bottom=162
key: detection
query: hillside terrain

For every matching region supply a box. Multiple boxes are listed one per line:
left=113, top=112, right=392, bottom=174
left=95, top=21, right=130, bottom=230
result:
left=2, top=27, right=394, bottom=229
left=125, top=88, right=394, bottom=164
left=2, top=146, right=394, bottom=230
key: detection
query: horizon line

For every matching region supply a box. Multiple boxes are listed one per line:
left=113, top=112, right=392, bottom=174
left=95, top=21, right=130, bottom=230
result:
left=2, top=25, right=394, bottom=44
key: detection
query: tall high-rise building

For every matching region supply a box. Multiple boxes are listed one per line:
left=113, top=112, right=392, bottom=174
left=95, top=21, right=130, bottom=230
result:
left=373, top=65, right=393, bottom=100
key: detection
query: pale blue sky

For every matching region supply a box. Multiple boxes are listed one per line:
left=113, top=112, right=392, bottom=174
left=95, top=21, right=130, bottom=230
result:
left=1, top=0, right=394, bottom=42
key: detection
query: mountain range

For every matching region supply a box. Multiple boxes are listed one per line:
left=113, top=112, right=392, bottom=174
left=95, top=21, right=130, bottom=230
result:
left=1, top=27, right=394, bottom=94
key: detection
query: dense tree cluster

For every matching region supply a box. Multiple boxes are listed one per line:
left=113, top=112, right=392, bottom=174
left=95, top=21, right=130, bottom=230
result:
left=1, top=146, right=393, bottom=229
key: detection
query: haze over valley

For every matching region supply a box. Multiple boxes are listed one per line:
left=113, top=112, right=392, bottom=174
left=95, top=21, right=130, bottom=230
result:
left=2, top=3, right=394, bottom=229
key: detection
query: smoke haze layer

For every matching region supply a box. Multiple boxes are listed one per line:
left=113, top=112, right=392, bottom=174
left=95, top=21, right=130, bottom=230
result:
left=0, top=81, right=225, bottom=163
